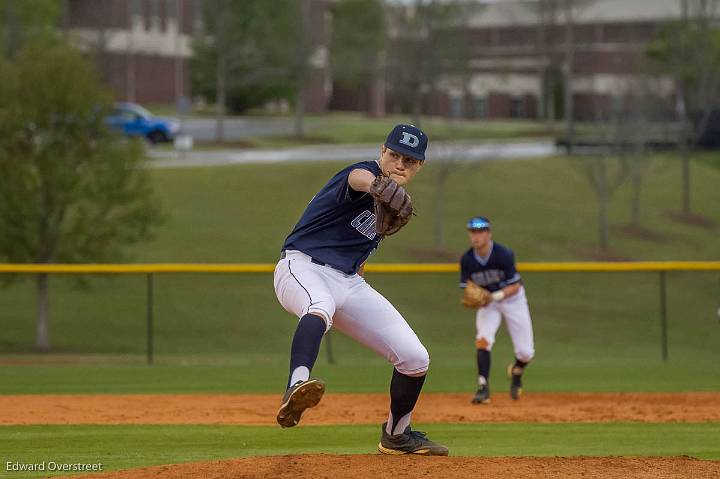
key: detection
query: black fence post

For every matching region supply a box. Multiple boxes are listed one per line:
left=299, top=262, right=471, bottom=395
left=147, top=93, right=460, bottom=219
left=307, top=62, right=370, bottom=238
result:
left=146, top=273, right=154, bottom=365
left=659, top=271, right=668, bottom=361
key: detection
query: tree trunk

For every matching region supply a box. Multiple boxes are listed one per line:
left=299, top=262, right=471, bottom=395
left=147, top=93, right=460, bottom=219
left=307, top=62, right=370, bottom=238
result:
left=411, top=91, right=422, bottom=127
left=215, top=53, right=226, bottom=143
left=126, top=22, right=136, bottom=102
left=679, top=0, right=691, bottom=217
left=174, top=1, right=184, bottom=104
left=294, top=0, right=312, bottom=139
left=35, top=273, right=50, bottom=351
left=630, top=168, right=641, bottom=227
left=5, top=1, right=19, bottom=59
left=563, top=0, right=575, bottom=154
left=433, top=167, right=450, bottom=251
left=597, top=159, right=609, bottom=251
left=681, top=146, right=691, bottom=216
left=214, top=1, right=227, bottom=143
left=369, top=51, right=386, bottom=118
left=294, top=89, right=305, bottom=138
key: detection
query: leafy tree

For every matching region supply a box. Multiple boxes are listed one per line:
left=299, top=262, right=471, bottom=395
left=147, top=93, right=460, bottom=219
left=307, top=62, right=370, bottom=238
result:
left=330, top=0, right=387, bottom=116
left=0, top=40, right=163, bottom=350
left=385, top=0, right=474, bottom=125
left=647, top=0, right=720, bottom=218
left=191, top=0, right=310, bottom=138
left=0, top=0, right=59, bottom=58
left=572, top=155, right=628, bottom=252
left=609, top=78, right=673, bottom=230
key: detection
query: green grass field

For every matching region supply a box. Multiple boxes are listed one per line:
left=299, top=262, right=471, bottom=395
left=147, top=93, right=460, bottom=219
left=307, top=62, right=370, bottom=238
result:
left=1, top=153, right=719, bottom=477
left=1, top=155, right=719, bottom=362
left=1, top=424, right=718, bottom=478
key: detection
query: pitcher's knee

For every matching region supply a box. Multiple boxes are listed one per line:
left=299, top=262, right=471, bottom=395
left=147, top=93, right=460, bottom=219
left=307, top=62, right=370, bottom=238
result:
left=395, top=345, right=430, bottom=376
left=306, top=301, right=335, bottom=332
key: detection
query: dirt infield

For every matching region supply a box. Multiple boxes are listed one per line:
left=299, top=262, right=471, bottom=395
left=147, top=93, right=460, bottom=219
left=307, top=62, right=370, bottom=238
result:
left=56, top=455, right=720, bottom=479
left=3, top=392, right=719, bottom=425
left=10, top=392, right=718, bottom=479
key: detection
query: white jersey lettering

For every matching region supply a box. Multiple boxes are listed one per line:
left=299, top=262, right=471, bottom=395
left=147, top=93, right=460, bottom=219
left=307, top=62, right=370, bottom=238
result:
left=351, top=210, right=377, bottom=240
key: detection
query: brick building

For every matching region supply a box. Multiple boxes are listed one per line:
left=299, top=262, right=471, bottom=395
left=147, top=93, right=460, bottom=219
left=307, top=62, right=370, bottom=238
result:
left=63, top=0, right=333, bottom=112
left=64, top=0, right=685, bottom=119
left=330, top=0, right=682, bottom=120
left=430, top=0, right=681, bottom=120
left=64, top=0, right=200, bottom=105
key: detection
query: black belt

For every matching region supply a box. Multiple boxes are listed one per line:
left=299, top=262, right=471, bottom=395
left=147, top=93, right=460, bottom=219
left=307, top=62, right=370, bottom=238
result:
left=280, top=250, right=327, bottom=267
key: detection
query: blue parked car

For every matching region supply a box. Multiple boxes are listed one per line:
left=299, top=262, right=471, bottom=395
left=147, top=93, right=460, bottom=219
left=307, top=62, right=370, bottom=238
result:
left=105, top=102, right=180, bottom=144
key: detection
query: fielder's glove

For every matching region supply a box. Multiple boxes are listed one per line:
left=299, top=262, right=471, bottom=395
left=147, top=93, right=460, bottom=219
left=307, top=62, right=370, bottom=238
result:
left=461, top=281, right=492, bottom=309
left=369, top=175, right=414, bottom=236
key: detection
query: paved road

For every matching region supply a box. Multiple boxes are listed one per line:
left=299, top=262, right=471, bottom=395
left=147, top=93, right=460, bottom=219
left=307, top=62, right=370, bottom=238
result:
left=147, top=140, right=557, bottom=169
left=180, top=116, right=318, bottom=141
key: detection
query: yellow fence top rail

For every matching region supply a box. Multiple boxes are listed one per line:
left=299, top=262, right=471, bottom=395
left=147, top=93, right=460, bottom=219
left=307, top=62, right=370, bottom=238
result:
left=0, top=261, right=719, bottom=274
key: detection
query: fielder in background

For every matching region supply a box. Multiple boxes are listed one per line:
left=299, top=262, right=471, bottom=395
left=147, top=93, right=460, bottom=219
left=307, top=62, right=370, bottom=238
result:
left=460, top=216, right=535, bottom=404
left=273, top=124, right=448, bottom=456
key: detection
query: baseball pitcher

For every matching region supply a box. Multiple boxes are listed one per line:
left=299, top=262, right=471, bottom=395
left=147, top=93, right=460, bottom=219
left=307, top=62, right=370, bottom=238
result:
left=460, top=216, right=535, bottom=404
left=273, top=124, right=448, bottom=456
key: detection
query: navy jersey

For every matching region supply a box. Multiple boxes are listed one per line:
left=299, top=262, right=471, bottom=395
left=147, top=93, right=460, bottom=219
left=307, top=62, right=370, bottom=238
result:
left=459, top=242, right=522, bottom=292
left=282, top=160, right=382, bottom=275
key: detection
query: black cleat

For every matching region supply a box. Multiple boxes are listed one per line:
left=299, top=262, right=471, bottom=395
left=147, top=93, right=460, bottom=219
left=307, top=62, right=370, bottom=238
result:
left=508, top=364, right=523, bottom=400
left=471, top=384, right=491, bottom=404
left=276, top=378, right=325, bottom=428
left=378, top=422, right=449, bottom=456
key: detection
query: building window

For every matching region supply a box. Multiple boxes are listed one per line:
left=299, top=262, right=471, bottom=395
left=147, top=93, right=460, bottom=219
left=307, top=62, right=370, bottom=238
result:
left=510, top=97, right=525, bottom=119
left=193, top=0, right=204, bottom=32
left=166, top=0, right=178, bottom=20
left=149, top=0, right=160, bottom=18
left=148, top=0, right=160, bottom=30
left=473, top=96, right=487, bottom=119
left=131, top=0, right=143, bottom=16
left=449, top=95, right=464, bottom=118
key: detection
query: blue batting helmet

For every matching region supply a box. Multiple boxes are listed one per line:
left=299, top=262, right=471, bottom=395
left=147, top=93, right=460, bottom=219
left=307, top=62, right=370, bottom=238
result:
left=466, top=216, right=491, bottom=230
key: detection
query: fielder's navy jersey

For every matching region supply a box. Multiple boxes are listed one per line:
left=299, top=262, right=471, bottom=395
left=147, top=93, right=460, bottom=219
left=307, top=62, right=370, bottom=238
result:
left=282, top=160, right=382, bottom=275
left=459, top=242, right=522, bottom=292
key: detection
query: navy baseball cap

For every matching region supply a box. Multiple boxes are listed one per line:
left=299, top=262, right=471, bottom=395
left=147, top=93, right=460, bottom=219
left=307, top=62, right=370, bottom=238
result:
left=384, top=124, right=428, bottom=161
left=467, top=216, right=491, bottom=230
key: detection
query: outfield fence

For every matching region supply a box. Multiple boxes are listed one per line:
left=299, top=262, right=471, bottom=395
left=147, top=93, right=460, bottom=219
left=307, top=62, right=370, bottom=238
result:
left=1, top=261, right=719, bottom=365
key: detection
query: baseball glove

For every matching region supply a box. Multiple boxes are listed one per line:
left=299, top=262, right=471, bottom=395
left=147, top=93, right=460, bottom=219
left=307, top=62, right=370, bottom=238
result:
left=369, top=175, right=413, bottom=236
left=461, top=281, right=492, bottom=309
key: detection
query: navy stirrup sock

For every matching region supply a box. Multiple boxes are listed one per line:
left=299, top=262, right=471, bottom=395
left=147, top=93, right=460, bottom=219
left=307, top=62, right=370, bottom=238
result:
left=389, top=368, right=426, bottom=435
left=476, top=349, right=491, bottom=382
left=513, top=358, right=528, bottom=371
left=287, top=313, right=326, bottom=388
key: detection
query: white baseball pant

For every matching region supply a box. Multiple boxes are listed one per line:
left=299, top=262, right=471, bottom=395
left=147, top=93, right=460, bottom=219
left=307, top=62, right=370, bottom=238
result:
left=475, top=286, right=535, bottom=363
left=273, top=250, right=429, bottom=377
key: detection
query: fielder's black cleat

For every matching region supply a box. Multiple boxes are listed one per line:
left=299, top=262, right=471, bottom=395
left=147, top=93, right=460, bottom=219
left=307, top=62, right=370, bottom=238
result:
left=508, top=364, right=523, bottom=400
left=378, top=422, right=449, bottom=456
left=471, top=384, right=491, bottom=404
left=276, top=378, right=325, bottom=428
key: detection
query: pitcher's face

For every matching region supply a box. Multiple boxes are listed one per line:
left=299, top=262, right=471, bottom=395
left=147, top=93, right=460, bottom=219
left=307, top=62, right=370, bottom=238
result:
left=379, top=146, right=423, bottom=185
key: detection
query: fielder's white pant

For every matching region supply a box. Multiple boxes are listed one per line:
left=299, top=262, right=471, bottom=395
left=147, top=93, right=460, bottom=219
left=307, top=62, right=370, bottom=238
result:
left=273, top=250, right=430, bottom=376
left=475, top=286, right=535, bottom=363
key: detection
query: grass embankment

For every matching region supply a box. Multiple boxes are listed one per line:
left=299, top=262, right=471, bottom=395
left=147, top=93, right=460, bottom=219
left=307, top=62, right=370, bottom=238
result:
left=1, top=156, right=719, bottom=394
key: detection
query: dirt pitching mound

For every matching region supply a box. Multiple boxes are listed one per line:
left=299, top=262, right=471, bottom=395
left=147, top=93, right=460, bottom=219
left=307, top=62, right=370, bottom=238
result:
left=58, top=455, right=720, bottom=479
left=2, top=392, right=718, bottom=425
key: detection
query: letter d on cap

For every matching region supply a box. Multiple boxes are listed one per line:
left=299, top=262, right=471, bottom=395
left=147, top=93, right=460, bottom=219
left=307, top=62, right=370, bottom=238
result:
left=399, top=132, right=419, bottom=148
